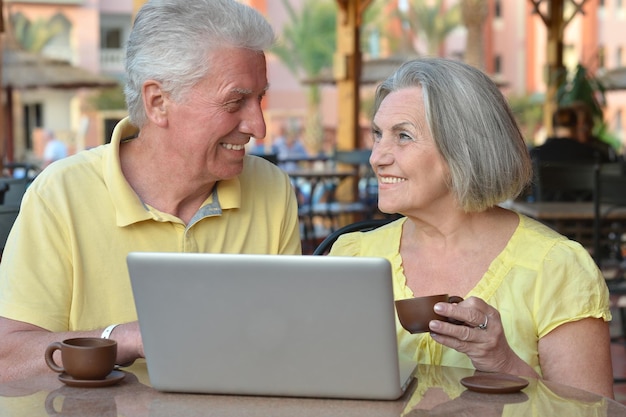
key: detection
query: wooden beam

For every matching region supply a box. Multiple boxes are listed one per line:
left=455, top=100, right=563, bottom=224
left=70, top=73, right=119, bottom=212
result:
left=530, top=0, right=588, bottom=135
left=333, top=0, right=372, bottom=222
left=545, top=0, right=565, bottom=135
left=335, top=0, right=371, bottom=151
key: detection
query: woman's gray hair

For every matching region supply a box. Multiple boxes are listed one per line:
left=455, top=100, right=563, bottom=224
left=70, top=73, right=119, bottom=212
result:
left=124, top=0, right=276, bottom=127
left=374, top=57, right=532, bottom=212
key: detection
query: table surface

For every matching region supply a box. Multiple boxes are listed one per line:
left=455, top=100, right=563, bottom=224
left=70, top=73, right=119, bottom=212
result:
left=502, top=200, right=626, bottom=220
left=1, top=361, right=624, bottom=416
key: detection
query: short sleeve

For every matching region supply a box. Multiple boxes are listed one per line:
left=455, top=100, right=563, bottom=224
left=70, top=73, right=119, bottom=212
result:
left=328, top=232, right=363, bottom=257
left=533, top=239, right=611, bottom=338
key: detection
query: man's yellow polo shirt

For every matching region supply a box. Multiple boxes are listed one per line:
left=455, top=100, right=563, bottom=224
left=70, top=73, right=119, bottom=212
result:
left=0, top=118, right=301, bottom=332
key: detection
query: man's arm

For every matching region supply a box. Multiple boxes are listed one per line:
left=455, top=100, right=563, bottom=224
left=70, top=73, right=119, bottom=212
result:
left=0, top=317, right=144, bottom=382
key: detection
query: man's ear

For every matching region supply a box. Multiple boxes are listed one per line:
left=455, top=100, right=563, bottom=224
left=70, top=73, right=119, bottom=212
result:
left=142, top=80, right=169, bottom=127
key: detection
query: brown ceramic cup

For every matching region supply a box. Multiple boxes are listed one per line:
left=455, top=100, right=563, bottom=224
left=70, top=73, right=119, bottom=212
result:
left=44, top=337, right=117, bottom=380
left=395, top=294, right=464, bottom=334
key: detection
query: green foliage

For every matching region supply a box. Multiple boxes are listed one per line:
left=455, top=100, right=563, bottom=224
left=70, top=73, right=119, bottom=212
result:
left=88, top=86, right=126, bottom=111
left=11, top=13, right=65, bottom=53
left=557, top=64, right=606, bottom=119
left=557, top=64, right=620, bottom=149
left=271, top=0, right=337, bottom=153
left=595, top=122, right=622, bottom=150
left=508, top=94, right=544, bottom=145
left=400, top=0, right=461, bottom=56
left=271, top=0, right=337, bottom=78
left=360, top=1, right=387, bottom=56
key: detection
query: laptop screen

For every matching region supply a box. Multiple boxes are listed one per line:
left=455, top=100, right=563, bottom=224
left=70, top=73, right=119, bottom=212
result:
left=127, top=252, right=415, bottom=400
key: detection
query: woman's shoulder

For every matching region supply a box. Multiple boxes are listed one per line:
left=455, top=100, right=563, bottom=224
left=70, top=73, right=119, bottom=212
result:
left=330, top=217, right=404, bottom=257
left=508, top=213, right=597, bottom=269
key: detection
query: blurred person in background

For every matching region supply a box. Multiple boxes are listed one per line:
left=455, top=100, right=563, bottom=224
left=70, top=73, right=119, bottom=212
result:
left=42, top=129, right=68, bottom=168
left=530, top=106, right=609, bottom=164
left=273, top=121, right=309, bottom=170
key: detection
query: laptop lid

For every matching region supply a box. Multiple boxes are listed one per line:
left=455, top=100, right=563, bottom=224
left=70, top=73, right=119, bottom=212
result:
left=127, top=252, right=415, bottom=400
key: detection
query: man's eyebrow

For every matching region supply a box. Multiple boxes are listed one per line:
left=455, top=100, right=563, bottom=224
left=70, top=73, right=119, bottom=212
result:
left=232, top=88, right=252, bottom=95
left=231, top=84, right=270, bottom=95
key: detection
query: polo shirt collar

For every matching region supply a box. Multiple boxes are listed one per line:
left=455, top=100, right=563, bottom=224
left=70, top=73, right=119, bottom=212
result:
left=103, top=117, right=242, bottom=227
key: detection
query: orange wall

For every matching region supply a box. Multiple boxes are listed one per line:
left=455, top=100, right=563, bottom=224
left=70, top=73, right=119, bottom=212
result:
left=581, top=1, right=598, bottom=71
left=526, top=0, right=538, bottom=93
left=248, top=0, right=267, bottom=13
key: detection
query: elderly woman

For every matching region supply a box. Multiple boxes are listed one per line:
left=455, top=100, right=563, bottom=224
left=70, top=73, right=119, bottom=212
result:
left=329, top=57, right=614, bottom=398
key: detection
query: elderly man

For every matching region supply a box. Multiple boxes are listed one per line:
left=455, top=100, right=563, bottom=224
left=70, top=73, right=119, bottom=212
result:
left=0, top=0, right=301, bottom=381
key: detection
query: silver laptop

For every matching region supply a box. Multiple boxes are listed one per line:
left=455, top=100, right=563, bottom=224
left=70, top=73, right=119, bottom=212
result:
left=127, top=252, right=416, bottom=400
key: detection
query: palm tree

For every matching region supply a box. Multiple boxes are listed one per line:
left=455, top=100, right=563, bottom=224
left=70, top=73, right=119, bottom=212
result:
left=558, top=64, right=620, bottom=149
left=10, top=13, right=65, bottom=53
left=558, top=64, right=605, bottom=119
left=508, top=94, right=544, bottom=146
left=360, top=1, right=386, bottom=58
left=271, top=0, right=337, bottom=154
left=460, top=0, right=488, bottom=69
left=399, top=0, right=461, bottom=57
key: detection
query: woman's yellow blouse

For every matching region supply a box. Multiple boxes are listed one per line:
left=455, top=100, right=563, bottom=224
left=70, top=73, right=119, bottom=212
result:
left=329, top=214, right=611, bottom=376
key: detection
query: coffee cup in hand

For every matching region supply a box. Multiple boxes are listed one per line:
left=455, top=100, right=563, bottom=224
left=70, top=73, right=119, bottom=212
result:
left=45, top=337, right=117, bottom=380
left=395, top=294, right=464, bottom=334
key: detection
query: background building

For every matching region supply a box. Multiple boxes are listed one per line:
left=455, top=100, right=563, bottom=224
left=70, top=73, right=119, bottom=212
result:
left=2, top=0, right=625, bottom=165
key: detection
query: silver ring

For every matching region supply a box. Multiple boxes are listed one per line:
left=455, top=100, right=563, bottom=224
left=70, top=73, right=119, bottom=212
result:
left=477, top=315, right=488, bottom=330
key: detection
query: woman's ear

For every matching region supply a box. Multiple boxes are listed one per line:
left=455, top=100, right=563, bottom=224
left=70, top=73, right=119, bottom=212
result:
left=142, top=80, right=169, bottom=128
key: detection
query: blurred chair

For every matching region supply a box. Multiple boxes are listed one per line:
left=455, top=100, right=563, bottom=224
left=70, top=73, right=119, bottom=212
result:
left=334, top=149, right=379, bottom=218
left=333, top=149, right=371, bottom=166
left=531, top=159, right=598, bottom=202
left=295, top=170, right=370, bottom=253
left=592, top=166, right=626, bottom=354
left=0, top=176, right=32, bottom=260
left=3, top=162, right=40, bottom=180
left=530, top=160, right=600, bottom=248
left=0, top=177, right=31, bottom=206
left=0, top=205, right=19, bottom=259
left=593, top=168, right=626, bottom=276
left=0, top=182, right=9, bottom=204
left=312, top=216, right=401, bottom=256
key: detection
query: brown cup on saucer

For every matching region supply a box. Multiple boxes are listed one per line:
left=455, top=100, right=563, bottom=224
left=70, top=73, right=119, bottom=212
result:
left=45, top=337, right=117, bottom=381
left=395, top=294, right=464, bottom=334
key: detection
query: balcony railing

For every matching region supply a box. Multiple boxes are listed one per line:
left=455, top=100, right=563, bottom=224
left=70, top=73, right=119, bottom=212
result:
left=100, top=48, right=126, bottom=73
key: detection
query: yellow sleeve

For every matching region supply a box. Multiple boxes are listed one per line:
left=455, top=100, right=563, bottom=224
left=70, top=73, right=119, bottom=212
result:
left=533, top=239, right=611, bottom=337
left=328, top=232, right=363, bottom=257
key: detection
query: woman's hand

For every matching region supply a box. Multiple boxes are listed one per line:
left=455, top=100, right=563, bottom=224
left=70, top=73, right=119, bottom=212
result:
left=428, top=296, right=539, bottom=378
